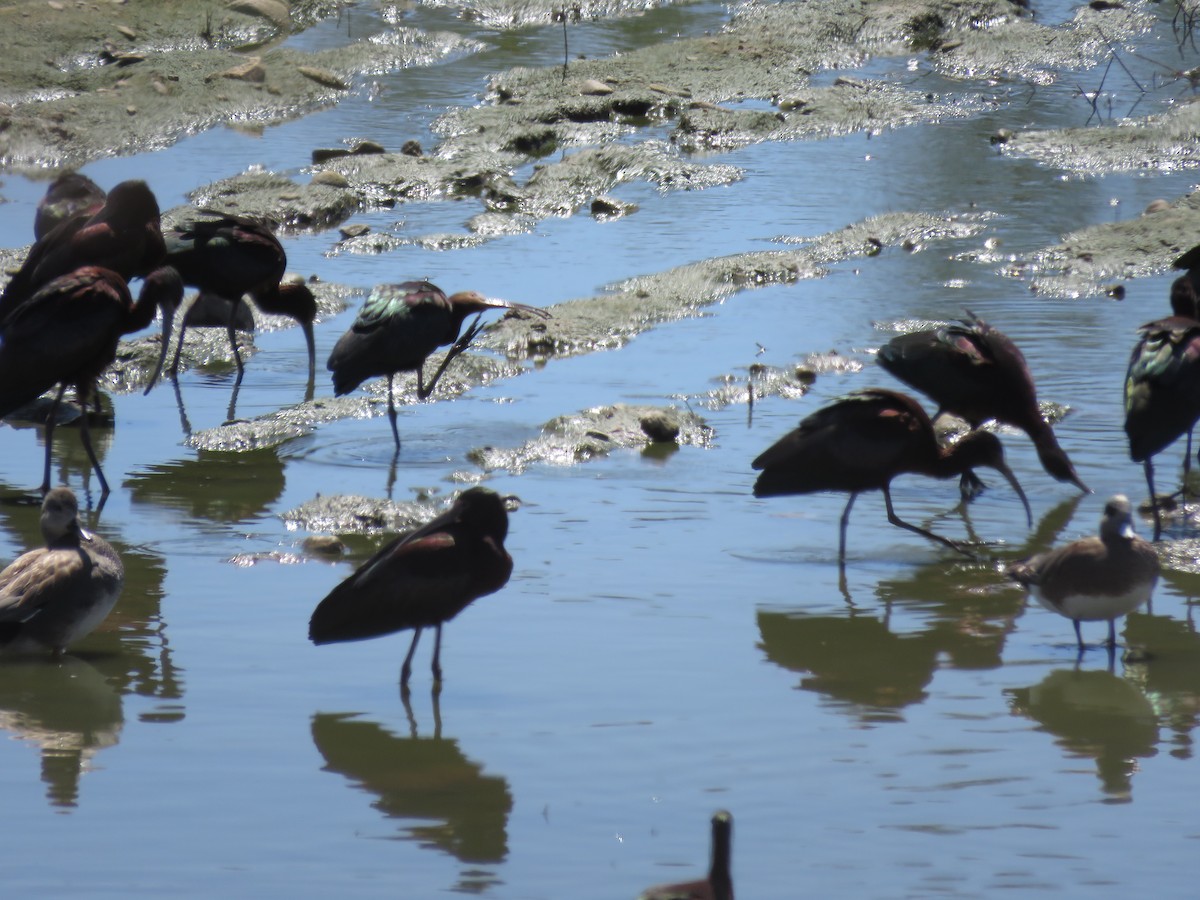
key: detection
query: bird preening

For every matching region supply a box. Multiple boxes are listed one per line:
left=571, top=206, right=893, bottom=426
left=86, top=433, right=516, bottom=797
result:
left=308, top=487, right=517, bottom=691
left=328, top=280, right=552, bottom=449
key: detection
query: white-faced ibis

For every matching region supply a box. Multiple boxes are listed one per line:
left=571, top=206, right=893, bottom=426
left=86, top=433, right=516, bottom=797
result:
left=308, top=487, right=515, bottom=689
left=1006, top=494, right=1159, bottom=650
left=638, top=810, right=734, bottom=900
left=0, top=180, right=165, bottom=325
left=752, top=388, right=1031, bottom=561
left=162, top=213, right=316, bottom=387
left=33, top=172, right=106, bottom=241
left=0, top=486, right=124, bottom=656
left=1123, top=314, right=1200, bottom=540
left=0, top=265, right=184, bottom=494
left=327, top=280, right=551, bottom=448
left=877, top=311, right=1088, bottom=496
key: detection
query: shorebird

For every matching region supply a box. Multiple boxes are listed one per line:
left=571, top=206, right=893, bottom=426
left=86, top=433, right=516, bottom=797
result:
left=327, top=280, right=550, bottom=448
left=752, top=388, right=1030, bottom=561
left=638, top=810, right=734, bottom=900
left=1006, top=494, right=1159, bottom=650
left=308, top=487, right=516, bottom=689
left=0, top=487, right=125, bottom=655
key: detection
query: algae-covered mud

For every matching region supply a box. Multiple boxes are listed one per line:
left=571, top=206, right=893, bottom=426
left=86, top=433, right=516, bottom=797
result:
left=6, top=1, right=1200, bottom=898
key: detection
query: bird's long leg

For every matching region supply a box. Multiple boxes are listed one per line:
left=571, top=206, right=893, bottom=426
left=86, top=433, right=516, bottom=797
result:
left=386, top=374, right=401, bottom=450
left=838, top=493, right=858, bottom=563
left=431, top=623, right=444, bottom=684
left=417, top=313, right=486, bottom=401
left=1145, top=459, right=1162, bottom=541
left=1073, top=618, right=1085, bottom=651
left=40, top=384, right=68, bottom=493
left=1106, top=618, right=1117, bottom=648
left=76, top=386, right=110, bottom=496
left=881, top=486, right=972, bottom=556
left=1186, top=428, right=1194, bottom=496
left=400, top=626, right=423, bottom=688
left=959, top=470, right=987, bottom=501
left=226, top=297, right=246, bottom=385
left=169, top=293, right=198, bottom=378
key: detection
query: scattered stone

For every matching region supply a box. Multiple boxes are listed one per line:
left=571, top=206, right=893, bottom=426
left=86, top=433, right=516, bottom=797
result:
left=303, top=535, right=347, bottom=556
left=339, top=223, right=370, bottom=239
left=213, top=58, right=266, bottom=83
left=311, top=169, right=349, bottom=187
left=580, top=78, right=614, bottom=96
left=297, top=66, right=348, bottom=90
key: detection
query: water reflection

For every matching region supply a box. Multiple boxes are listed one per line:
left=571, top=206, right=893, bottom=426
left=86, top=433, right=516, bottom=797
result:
left=126, top=446, right=286, bottom=523
left=311, top=700, right=512, bottom=893
left=0, top=656, right=123, bottom=808
left=1006, top=666, right=1158, bottom=802
left=1, top=393, right=114, bottom=504
left=1124, top=608, right=1200, bottom=761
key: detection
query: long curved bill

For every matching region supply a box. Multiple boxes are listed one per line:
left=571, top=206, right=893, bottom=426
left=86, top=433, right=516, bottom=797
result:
left=143, top=303, right=176, bottom=395
left=995, top=461, right=1033, bottom=529
left=481, top=297, right=553, bottom=319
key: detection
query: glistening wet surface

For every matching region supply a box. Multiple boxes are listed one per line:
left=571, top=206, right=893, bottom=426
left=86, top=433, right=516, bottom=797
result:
left=2, top=2, right=1200, bottom=897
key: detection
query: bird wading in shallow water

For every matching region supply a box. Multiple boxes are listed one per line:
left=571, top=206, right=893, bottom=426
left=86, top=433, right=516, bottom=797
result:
left=0, top=180, right=166, bottom=326
left=0, top=487, right=125, bottom=656
left=0, top=265, right=184, bottom=495
left=877, top=311, right=1088, bottom=497
left=1123, top=314, right=1200, bottom=540
left=327, top=280, right=551, bottom=449
left=1006, top=494, right=1159, bottom=652
left=638, top=810, right=734, bottom=900
left=752, top=388, right=1031, bottom=561
left=162, top=213, right=317, bottom=389
left=308, top=487, right=516, bottom=690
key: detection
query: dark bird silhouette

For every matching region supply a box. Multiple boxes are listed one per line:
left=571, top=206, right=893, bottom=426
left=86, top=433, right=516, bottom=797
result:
left=639, top=811, right=734, bottom=900
left=752, top=388, right=1031, bottom=561
left=0, top=180, right=165, bottom=325
left=1123, top=314, right=1200, bottom=540
left=1007, top=494, right=1159, bottom=651
left=309, top=487, right=516, bottom=689
left=33, top=172, right=106, bottom=241
left=0, top=486, right=124, bottom=656
left=162, top=213, right=316, bottom=388
left=877, top=311, right=1088, bottom=496
left=328, top=280, right=551, bottom=448
left=0, top=265, right=184, bottom=494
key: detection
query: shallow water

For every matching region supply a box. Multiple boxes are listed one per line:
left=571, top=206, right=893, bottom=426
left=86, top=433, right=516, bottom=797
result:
left=3, top=2, right=1200, bottom=897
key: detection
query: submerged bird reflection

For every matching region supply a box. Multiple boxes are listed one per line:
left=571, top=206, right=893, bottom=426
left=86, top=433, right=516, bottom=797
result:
left=310, top=701, right=512, bottom=888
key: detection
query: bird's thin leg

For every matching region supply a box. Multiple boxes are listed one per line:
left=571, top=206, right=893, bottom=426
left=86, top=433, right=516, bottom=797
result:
left=959, top=470, right=987, bottom=501
left=227, top=298, right=246, bottom=383
left=417, top=312, right=485, bottom=401
left=387, top=374, right=401, bottom=450
left=431, top=623, right=444, bottom=684
left=77, top=390, right=110, bottom=496
left=1145, top=459, right=1162, bottom=541
left=41, top=384, right=68, bottom=493
left=1073, top=618, right=1085, bottom=651
left=1106, top=618, right=1118, bottom=648
left=400, top=627, right=423, bottom=688
left=1186, top=428, right=1194, bottom=496
left=881, top=487, right=973, bottom=557
left=838, top=493, right=858, bottom=562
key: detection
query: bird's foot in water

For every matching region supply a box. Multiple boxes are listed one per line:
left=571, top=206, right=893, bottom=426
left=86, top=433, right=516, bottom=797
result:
left=959, top=471, right=987, bottom=501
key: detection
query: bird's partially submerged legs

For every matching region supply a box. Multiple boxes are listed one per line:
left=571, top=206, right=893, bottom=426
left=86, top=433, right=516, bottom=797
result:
left=1106, top=618, right=1118, bottom=649
left=882, top=487, right=972, bottom=557
left=40, top=384, right=68, bottom=494
left=417, top=313, right=485, bottom=401
left=226, top=300, right=246, bottom=385
left=400, top=626, right=423, bottom=689
left=959, top=470, right=987, bottom=501
left=77, top=395, right=110, bottom=496
left=837, top=493, right=858, bottom=563
left=431, top=623, right=444, bottom=685
left=386, top=374, right=401, bottom=450
left=1073, top=618, right=1085, bottom=651
left=1145, top=459, right=1162, bottom=541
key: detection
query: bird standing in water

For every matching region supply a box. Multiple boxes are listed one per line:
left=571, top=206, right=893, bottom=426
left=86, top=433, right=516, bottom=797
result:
left=0, top=265, right=184, bottom=494
left=1006, top=494, right=1159, bottom=651
left=0, top=179, right=165, bottom=325
left=1123, top=314, right=1200, bottom=540
left=308, top=487, right=516, bottom=690
left=0, top=487, right=125, bottom=656
left=639, top=810, right=734, bottom=900
left=162, top=213, right=317, bottom=388
left=877, top=311, right=1088, bottom=496
left=752, top=388, right=1031, bottom=561
left=327, top=280, right=551, bottom=449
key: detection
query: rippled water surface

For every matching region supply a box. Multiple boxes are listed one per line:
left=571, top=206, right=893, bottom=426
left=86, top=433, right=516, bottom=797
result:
left=3, top=2, right=1200, bottom=897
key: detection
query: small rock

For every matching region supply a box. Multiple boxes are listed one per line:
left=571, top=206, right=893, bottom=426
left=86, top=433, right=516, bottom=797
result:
left=297, top=66, right=349, bottom=90
left=228, top=0, right=291, bottom=28
left=640, top=412, right=680, bottom=443
left=794, top=367, right=817, bottom=385
left=580, top=78, right=614, bottom=96
left=116, top=24, right=136, bottom=39
left=311, top=170, right=349, bottom=187
left=339, top=223, right=370, bottom=239
left=213, top=58, right=265, bottom=83
left=311, top=148, right=350, bottom=164
left=1143, top=198, right=1170, bottom=215
left=401, top=139, right=423, bottom=157
left=352, top=140, right=386, bottom=155
left=303, top=535, right=346, bottom=557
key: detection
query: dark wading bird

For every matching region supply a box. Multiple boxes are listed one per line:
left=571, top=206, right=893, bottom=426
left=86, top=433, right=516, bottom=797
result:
left=0, top=486, right=124, bottom=656
left=752, top=388, right=1031, bottom=561
left=0, top=180, right=165, bottom=326
left=1006, top=494, right=1159, bottom=651
left=1123, top=313, right=1200, bottom=540
left=638, top=810, right=734, bottom=900
left=877, top=311, right=1088, bottom=497
left=161, top=213, right=317, bottom=389
left=33, top=172, right=106, bottom=242
left=0, top=265, right=184, bottom=495
left=327, top=280, right=551, bottom=449
left=308, top=487, right=516, bottom=690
